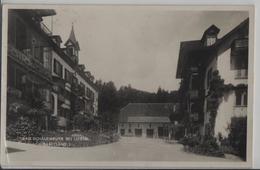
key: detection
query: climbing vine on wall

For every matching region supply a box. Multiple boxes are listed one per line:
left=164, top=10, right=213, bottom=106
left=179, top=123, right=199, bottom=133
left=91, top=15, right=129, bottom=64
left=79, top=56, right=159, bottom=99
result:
left=206, top=70, right=234, bottom=137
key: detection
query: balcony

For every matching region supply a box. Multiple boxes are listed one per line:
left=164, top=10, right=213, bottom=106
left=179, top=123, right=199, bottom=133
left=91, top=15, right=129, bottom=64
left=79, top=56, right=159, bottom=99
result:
left=58, top=94, right=66, bottom=103
left=235, top=69, right=248, bottom=79
left=7, top=87, right=22, bottom=99
left=43, top=101, right=52, bottom=110
left=233, top=106, right=247, bottom=117
left=71, top=83, right=85, bottom=97
left=52, top=76, right=66, bottom=90
left=190, top=113, right=199, bottom=122
left=8, top=45, right=51, bottom=81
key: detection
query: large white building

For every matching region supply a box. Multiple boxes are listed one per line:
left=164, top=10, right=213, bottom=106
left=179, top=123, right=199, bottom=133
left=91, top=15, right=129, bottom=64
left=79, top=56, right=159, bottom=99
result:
left=176, top=18, right=248, bottom=137
left=50, top=25, right=99, bottom=129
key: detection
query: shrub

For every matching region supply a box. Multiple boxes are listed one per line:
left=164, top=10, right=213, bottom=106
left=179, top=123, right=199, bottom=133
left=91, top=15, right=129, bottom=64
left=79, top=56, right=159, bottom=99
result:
left=179, top=135, right=200, bottom=147
left=228, top=117, right=247, bottom=160
left=73, top=114, right=87, bottom=131
left=179, top=135, right=224, bottom=158
left=6, top=116, right=42, bottom=143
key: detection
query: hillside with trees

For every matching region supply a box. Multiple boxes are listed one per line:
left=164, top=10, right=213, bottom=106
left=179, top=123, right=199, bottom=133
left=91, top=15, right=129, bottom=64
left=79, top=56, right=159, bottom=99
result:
left=95, top=80, right=179, bottom=129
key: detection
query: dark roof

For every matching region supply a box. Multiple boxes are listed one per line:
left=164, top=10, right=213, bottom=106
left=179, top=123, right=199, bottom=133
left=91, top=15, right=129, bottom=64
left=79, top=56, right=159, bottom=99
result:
left=32, top=9, right=56, bottom=17
left=119, top=103, right=175, bottom=122
left=128, top=116, right=171, bottom=123
left=176, top=40, right=214, bottom=78
left=16, top=9, right=56, bottom=17
left=176, top=18, right=249, bottom=79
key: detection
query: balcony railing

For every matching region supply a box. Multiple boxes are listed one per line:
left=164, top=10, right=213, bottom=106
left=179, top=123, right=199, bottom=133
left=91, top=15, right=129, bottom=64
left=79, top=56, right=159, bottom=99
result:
left=235, top=69, right=248, bottom=79
left=190, top=113, right=199, bottom=121
left=233, top=106, right=247, bottom=117
left=52, top=76, right=66, bottom=90
left=8, top=45, right=52, bottom=81
left=234, top=39, right=248, bottom=48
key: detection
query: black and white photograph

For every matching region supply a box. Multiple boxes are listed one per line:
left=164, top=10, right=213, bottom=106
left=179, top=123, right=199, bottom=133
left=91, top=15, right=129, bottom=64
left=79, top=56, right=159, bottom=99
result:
left=0, top=4, right=254, bottom=168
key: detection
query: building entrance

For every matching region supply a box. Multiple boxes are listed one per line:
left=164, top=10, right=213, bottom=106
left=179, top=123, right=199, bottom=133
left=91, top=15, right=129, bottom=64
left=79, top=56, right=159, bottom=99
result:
left=135, top=129, right=142, bottom=137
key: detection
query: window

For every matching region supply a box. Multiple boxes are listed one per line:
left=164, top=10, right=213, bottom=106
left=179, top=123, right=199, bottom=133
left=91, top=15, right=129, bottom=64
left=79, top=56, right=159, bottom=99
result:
left=34, top=41, right=44, bottom=63
left=65, top=69, right=72, bottom=83
left=15, top=68, right=26, bottom=91
left=231, top=39, right=248, bottom=70
left=173, top=105, right=176, bottom=112
left=128, top=129, right=132, bottom=133
left=135, top=129, right=142, bottom=137
left=8, top=13, right=16, bottom=45
left=235, top=92, right=242, bottom=106
left=51, top=94, right=55, bottom=111
left=43, top=47, right=51, bottom=71
left=53, top=59, right=63, bottom=78
left=15, top=18, right=28, bottom=51
left=8, top=65, right=16, bottom=87
left=79, top=82, right=86, bottom=95
left=206, top=36, right=216, bottom=46
left=235, top=90, right=247, bottom=106
left=191, top=73, right=199, bottom=90
left=86, top=87, right=90, bottom=97
left=67, top=47, right=74, bottom=56
left=207, top=68, right=212, bottom=88
left=86, top=87, right=94, bottom=100
left=72, top=76, right=78, bottom=85
left=243, top=92, right=247, bottom=106
left=120, top=129, right=125, bottom=136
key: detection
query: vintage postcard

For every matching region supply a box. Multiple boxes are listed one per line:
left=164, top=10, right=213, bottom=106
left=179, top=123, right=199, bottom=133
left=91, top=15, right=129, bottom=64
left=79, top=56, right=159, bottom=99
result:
left=0, top=4, right=254, bottom=169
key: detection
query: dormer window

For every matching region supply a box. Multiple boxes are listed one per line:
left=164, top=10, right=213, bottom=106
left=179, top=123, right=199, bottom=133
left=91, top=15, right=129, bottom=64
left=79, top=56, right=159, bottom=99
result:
left=206, top=35, right=216, bottom=46
left=67, top=47, right=74, bottom=56
left=201, top=25, right=220, bottom=47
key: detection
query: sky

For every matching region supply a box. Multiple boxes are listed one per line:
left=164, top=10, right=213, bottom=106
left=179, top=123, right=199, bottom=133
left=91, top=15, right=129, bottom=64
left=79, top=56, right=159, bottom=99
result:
left=43, top=6, right=248, bottom=93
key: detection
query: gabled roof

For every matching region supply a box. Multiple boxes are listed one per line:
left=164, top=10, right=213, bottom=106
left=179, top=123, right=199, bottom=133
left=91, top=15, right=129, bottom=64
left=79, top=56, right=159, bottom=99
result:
left=65, top=25, right=80, bottom=50
left=119, top=103, right=175, bottom=122
left=176, top=18, right=249, bottom=79
left=176, top=40, right=213, bottom=78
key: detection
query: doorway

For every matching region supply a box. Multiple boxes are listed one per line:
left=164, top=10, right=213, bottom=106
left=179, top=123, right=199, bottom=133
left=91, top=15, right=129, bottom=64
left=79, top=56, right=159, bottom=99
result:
left=146, top=129, right=154, bottom=138
left=135, top=129, right=142, bottom=137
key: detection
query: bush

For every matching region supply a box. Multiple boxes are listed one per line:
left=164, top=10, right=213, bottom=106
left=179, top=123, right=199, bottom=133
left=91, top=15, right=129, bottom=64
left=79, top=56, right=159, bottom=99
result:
left=179, top=135, right=224, bottom=158
left=6, top=116, right=42, bottom=143
left=179, top=135, right=200, bottom=147
left=73, top=114, right=87, bottom=131
left=228, top=117, right=247, bottom=160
